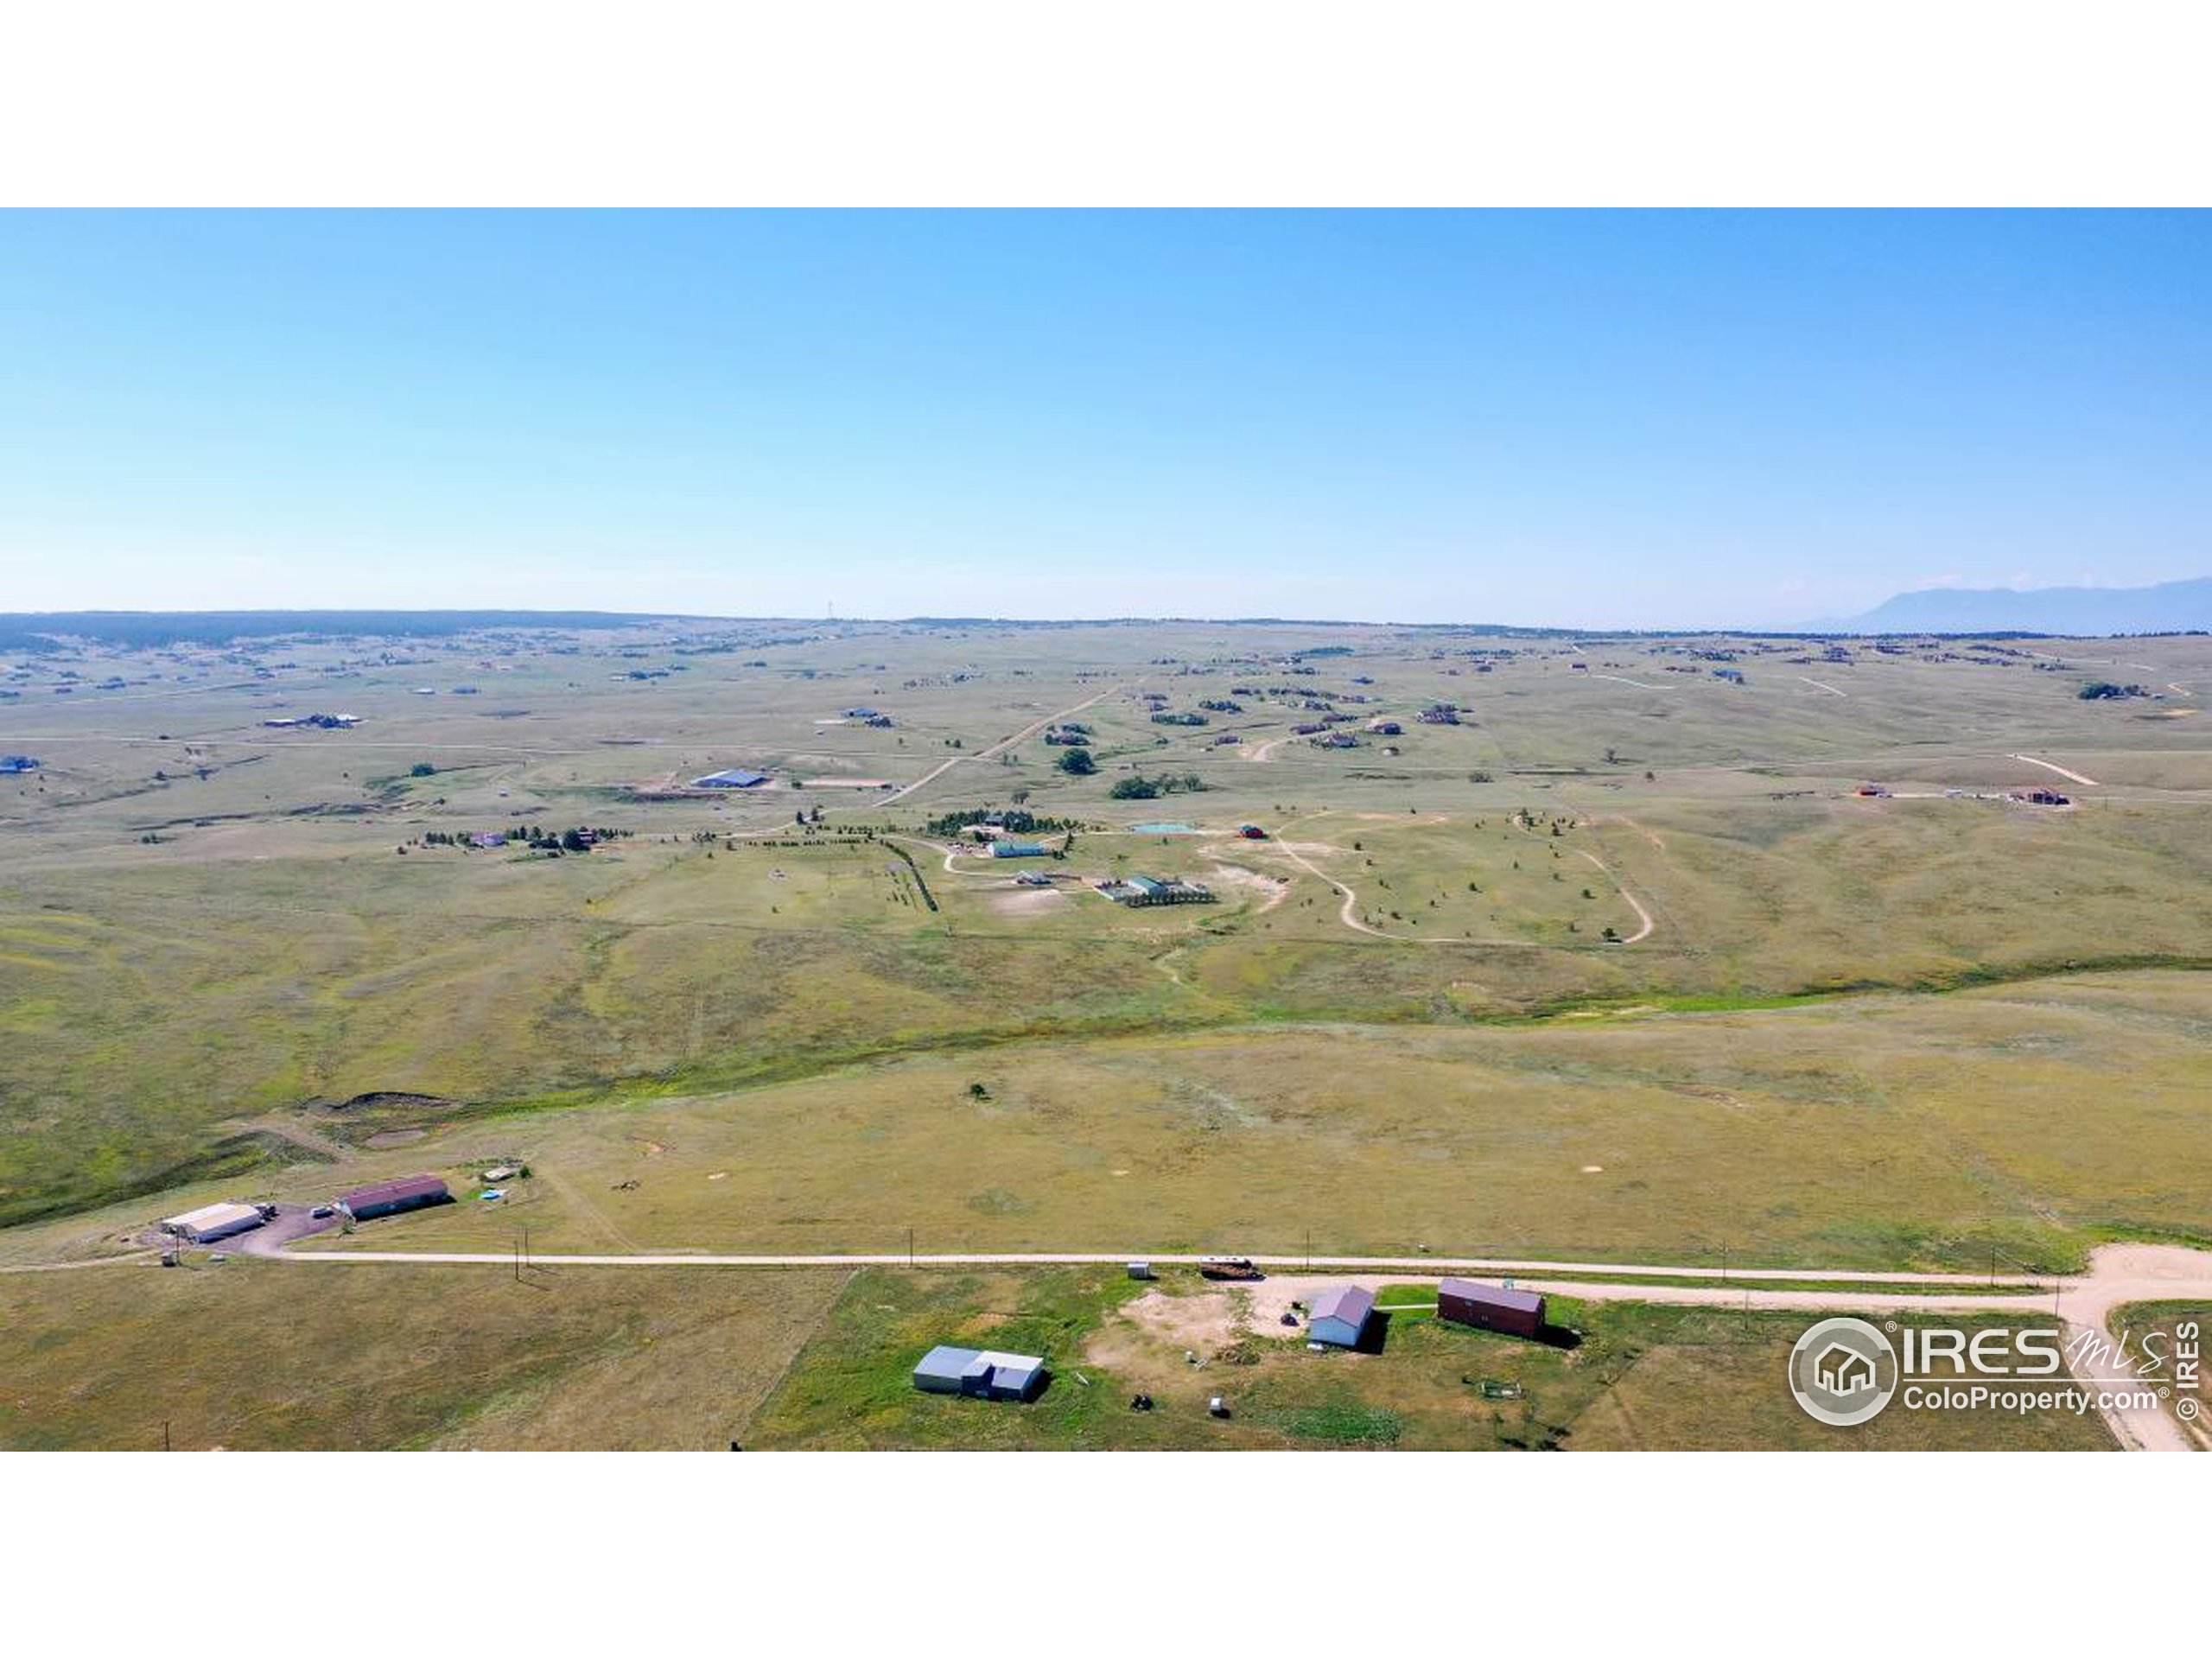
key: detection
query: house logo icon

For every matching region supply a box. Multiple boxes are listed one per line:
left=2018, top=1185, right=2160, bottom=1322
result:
left=1789, top=1317, right=1899, bottom=1426
left=1815, top=1343, right=1877, bottom=1395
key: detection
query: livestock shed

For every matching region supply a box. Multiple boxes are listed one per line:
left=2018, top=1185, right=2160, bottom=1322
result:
left=1437, top=1279, right=1546, bottom=1338
left=159, top=1201, right=266, bottom=1243
left=1306, top=1285, right=1376, bottom=1349
left=691, top=768, right=772, bottom=789
left=989, top=839, right=1048, bottom=858
left=912, top=1345, right=1048, bottom=1402
left=337, top=1174, right=452, bottom=1222
left=1102, top=874, right=1214, bottom=906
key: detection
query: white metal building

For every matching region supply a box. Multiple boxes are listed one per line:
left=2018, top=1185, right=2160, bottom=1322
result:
left=159, top=1201, right=266, bottom=1243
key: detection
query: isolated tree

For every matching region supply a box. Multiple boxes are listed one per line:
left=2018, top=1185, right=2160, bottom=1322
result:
left=1057, top=747, right=1096, bottom=777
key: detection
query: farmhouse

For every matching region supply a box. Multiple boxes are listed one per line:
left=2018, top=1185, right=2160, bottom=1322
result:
left=336, top=1174, right=451, bottom=1222
left=691, top=768, right=772, bottom=789
left=1306, top=1285, right=1376, bottom=1349
left=159, top=1201, right=266, bottom=1244
left=1366, top=719, right=1402, bottom=735
left=912, top=1345, right=1048, bottom=1402
left=1437, top=1279, right=1545, bottom=1338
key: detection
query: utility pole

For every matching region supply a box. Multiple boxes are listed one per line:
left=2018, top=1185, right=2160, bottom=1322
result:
left=908, top=1225, right=915, bottom=1268
left=162, top=1419, right=171, bottom=1452
left=1305, top=1227, right=1312, bottom=1272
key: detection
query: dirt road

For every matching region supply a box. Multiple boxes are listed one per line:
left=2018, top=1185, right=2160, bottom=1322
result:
left=880, top=685, right=1128, bottom=804
left=269, top=1246, right=2053, bottom=1286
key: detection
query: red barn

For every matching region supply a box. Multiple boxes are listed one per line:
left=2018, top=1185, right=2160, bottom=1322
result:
left=1437, top=1278, right=1545, bottom=1338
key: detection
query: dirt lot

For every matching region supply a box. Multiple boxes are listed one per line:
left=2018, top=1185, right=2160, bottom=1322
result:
left=984, top=887, right=1071, bottom=917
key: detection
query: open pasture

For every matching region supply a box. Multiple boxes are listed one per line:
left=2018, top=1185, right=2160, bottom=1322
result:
left=6, top=616, right=2211, bottom=1241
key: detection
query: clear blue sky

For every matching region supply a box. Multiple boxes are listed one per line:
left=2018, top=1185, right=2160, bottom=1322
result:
left=2, top=211, right=2205, bottom=627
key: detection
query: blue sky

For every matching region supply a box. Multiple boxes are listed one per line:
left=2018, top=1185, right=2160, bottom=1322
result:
left=1, top=211, right=2205, bottom=627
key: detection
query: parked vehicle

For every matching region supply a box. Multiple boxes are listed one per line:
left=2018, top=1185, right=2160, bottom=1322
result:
left=1198, top=1255, right=1262, bottom=1281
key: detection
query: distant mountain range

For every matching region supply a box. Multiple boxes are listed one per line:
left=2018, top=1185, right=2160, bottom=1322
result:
left=1821, top=578, right=2212, bottom=637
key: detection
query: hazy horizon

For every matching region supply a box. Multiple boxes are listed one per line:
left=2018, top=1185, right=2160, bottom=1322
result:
left=4, top=212, right=2207, bottom=627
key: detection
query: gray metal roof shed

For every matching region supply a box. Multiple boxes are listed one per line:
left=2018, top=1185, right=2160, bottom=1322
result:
left=1306, top=1285, right=1376, bottom=1348
left=913, top=1344, right=982, bottom=1394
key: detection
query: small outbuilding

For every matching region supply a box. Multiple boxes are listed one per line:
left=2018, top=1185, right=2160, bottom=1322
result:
left=159, top=1200, right=266, bottom=1244
left=1306, top=1285, right=1376, bottom=1349
left=1437, top=1278, right=1546, bottom=1338
left=912, top=1345, right=1048, bottom=1402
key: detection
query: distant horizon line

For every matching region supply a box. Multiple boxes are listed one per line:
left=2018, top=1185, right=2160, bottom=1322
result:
left=3, top=606, right=2208, bottom=644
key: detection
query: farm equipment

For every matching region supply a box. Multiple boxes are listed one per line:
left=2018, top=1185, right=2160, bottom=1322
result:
left=1198, top=1255, right=1262, bottom=1281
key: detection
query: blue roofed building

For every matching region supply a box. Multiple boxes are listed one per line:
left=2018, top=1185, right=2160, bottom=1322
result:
left=691, top=768, right=772, bottom=789
left=989, top=839, right=1048, bottom=857
left=912, top=1344, right=1048, bottom=1402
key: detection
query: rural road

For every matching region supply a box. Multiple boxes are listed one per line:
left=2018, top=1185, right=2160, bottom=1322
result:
left=880, top=685, right=1127, bottom=804
left=1259, top=812, right=1654, bottom=948
left=271, top=1245, right=2055, bottom=1286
